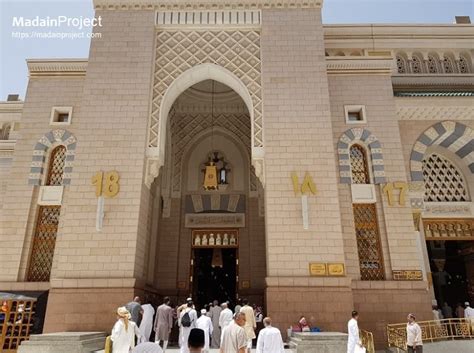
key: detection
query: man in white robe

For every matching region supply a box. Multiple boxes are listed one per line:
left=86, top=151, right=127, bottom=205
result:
left=219, top=303, right=233, bottom=332
left=178, top=301, right=197, bottom=353
left=256, top=317, right=285, bottom=353
left=347, top=311, right=361, bottom=353
left=209, top=300, right=222, bottom=348
left=196, top=309, right=213, bottom=353
left=465, top=302, right=474, bottom=333
left=220, top=312, right=247, bottom=353
left=239, top=299, right=256, bottom=353
left=139, top=303, right=155, bottom=342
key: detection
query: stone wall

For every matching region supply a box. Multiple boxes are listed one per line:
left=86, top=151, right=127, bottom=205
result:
left=261, top=7, right=350, bottom=334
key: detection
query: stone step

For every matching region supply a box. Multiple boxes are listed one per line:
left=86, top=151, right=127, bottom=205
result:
left=18, top=332, right=106, bottom=353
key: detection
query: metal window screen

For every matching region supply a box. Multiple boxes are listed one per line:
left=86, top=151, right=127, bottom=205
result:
left=46, top=145, right=66, bottom=186
left=350, top=144, right=370, bottom=184
left=353, top=204, right=385, bottom=280
left=26, top=206, right=61, bottom=282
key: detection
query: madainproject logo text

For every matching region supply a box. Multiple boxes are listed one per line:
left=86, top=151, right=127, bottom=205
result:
left=12, top=16, right=103, bottom=30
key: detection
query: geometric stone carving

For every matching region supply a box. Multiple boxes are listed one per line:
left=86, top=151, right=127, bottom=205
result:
left=148, top=29, right=263, bottom=150
left=422, top=153, right=469, bottom=202
left=410, top=121, right=473, bottom=181
left=156, top=10, right=261, bottom=26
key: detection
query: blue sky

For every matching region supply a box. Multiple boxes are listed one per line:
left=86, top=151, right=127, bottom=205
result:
left=1, top=0, right=473, bottom=99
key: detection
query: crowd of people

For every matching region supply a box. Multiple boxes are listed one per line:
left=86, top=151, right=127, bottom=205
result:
left=108, top=296, right=474, bottom=353
left=107, top=296, right=282, bottom=353
left=432, top=301, right=474, bottom=321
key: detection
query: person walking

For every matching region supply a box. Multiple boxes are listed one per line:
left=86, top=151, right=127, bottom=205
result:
left=139, top=301, right=155, bottom=342
left=126, top=296, right=144, bottom=327
left=239, top=299, right=256, bottom=353
left=178, top=300, right=198, bottom=353
left=154, top=297, right=174, bottom=352
left=347, top=311, right=361, bottom=353
left=220, top=312, right=247, bottom=353
left=209, top=300, right=222, bottom=348
left=256, top=317, right=285, bottom=353
left=406, top=313, right=423, bottom=353
left=219, top=302, right=233, bottom=332
left=111, top=307, right=142, bottom=353
left=196, top=309, right=213, bottom=353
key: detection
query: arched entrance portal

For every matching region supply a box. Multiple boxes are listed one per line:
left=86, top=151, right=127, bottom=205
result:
left=151, top=78, right=266, bottom=314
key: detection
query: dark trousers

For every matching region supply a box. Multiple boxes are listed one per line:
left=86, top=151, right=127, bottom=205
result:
left=407, top=345, right=423, bottom=353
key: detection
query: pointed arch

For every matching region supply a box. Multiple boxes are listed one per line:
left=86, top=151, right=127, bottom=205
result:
left=410, top=121, right=473, bottom=181
left=337, top=128, right=386, bottom=184
left=29, top=129, right=77, bottom=186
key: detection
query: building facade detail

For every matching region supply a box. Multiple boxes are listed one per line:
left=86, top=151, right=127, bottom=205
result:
left=410, top=121, right=473, bottom=182
left=337, top=128, right=386, bottom=184
left=28, top=129, right=77, bottom=186
left=146, top=28, right=264, bottom=186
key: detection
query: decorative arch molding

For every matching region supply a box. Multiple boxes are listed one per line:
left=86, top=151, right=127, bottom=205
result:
left=337, top=128, right=386, bottom=184
left=410, top=121, right=474, bottom=182
left=145, top=44, right=264, bottom=186
left=29, top=129, right=77, bottom=186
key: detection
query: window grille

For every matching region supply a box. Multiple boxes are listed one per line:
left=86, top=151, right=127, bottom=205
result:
left=411, top=56, right=423, bottom=74
left=422, top=153, right=469, bottom=202
left=458, top=56, right=469, bottom=73
left=26, top=206, right=61, bottom=282
left=46, top=145, right=66, bottom=186
left=353, top=204, right=385, bottom=280
left=427, top=55, right=438, bottom=73
left=350, top=144, right=370, bottom=184
left=396, top=56, right=407, bottom=74
left=443, top=56, right=455, bottom=74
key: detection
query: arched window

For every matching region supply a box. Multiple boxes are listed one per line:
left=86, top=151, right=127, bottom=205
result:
left=422, top=153, right=469, bottom=202
left=0, top=123, right=11, bottom=140
left=46, top=145, right=67, bottom=186
left=396, top=55, right=408, bottom=74
left=443, top=55, right=456, bottom=74
left=27, top=145, right=66, bottom=282
left=427, top=55, right=439, bottom=73
left=411, top=55, right=423, bottom=74
left=350, top=144, right=370, bottom=184
left=458, top=55, right=471, bottom=73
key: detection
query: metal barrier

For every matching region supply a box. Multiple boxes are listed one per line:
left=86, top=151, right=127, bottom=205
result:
left=360, top=329, right=375, bottom=353
left=387, top=318, right=474, bottom=351
left=0, top=299, right=37, bottom=352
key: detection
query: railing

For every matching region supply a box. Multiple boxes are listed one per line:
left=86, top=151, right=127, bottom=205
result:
left=0, top=299, right=37, bottom=352
left=387, top=318, right=474, bottom=351
left=360, top=329, right=375, bottom=353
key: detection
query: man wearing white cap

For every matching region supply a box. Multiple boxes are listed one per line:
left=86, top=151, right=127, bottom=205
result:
left=464, top=302, right=474, bottom=333
left=196, top=309, right=213, bottom=353
left=219, top=303, right=233, bottom=332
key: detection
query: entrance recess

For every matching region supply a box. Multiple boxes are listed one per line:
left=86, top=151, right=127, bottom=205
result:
left=191, top=229, right=239, bottom=309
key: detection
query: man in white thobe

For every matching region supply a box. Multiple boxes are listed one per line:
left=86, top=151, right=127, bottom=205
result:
left=465, top=302, right=474, bottom=333
left=220, top=312, right=247, bottom=353
left=178, top=302, right=198, bottom=353
left=209, top=300, right=222, bottom=348
left=196, top=309, right=213, bottom=353
left=239, top=299, right=256, bottom=353
left=256, top=317, right=285, bottom=353
left=139, top=303, right=155, bottom=342
left=219, top=303, right=233, bottom=332
left=347, top=311, right=361, bottom=353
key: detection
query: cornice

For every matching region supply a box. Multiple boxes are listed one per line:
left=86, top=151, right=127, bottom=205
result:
left=326, top=56, right=394, bottom=75
left=27, top=59, right=88, bottom=77
left=392, top=74, right=474, bottom=89
left=94, top=0, right=323, bottom=10
left=0, top=102, right=23, bottom=112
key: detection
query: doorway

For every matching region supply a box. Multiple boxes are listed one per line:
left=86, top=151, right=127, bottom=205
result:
left=427, top=240, right=474, bottom=308
left=192, top=248, right=237, bottom=309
